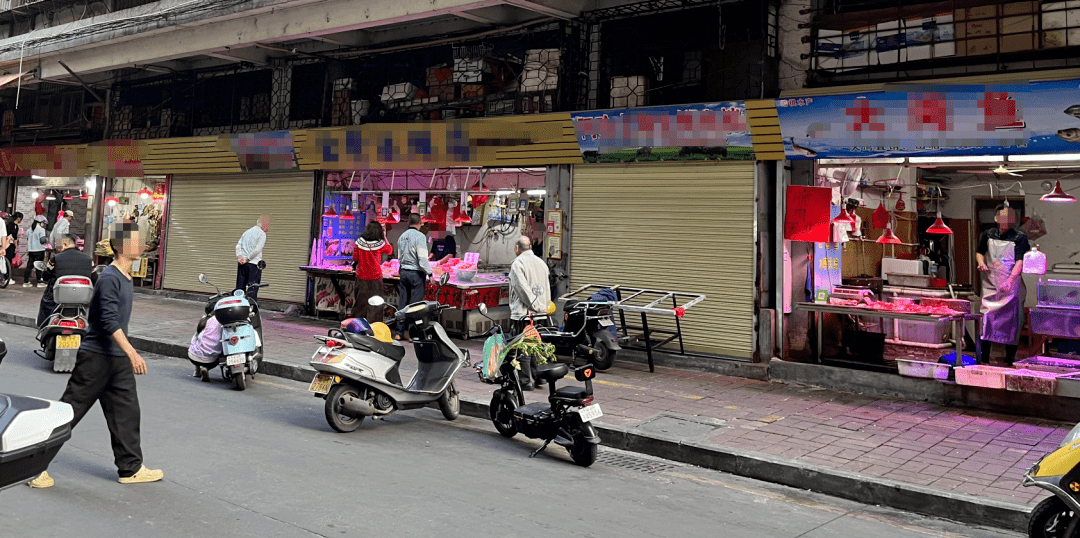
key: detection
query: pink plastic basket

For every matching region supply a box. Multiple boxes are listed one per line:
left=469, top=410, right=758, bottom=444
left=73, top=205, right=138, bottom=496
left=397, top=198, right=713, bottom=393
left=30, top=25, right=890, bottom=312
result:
left=896, top=359, right=951, bottom=381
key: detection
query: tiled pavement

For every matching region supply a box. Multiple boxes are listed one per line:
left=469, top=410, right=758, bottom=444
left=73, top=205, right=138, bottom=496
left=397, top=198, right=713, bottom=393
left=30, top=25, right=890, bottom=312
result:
left=0, top=284, right=1068, bottom=507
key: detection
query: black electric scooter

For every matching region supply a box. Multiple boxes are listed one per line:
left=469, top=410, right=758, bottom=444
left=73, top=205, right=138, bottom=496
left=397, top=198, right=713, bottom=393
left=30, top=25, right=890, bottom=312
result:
left=535, top=299, right=621, bottom=370
left=476, top=303, right=602, bottom=467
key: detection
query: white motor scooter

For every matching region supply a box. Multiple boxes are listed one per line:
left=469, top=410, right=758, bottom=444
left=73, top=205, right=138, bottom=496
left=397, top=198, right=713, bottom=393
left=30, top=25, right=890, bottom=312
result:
left=308, top=273, right=469, bottom=432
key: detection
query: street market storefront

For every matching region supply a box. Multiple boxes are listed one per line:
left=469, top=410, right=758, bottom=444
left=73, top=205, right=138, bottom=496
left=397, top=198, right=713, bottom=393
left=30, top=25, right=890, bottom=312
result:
left=772, top=73, right=1080, bottom=414
left=565, top=103, right=778, bottom=361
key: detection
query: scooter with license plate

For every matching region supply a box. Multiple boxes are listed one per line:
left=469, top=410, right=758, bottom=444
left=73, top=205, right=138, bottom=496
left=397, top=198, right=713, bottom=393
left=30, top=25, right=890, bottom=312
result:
left=190, top=262, right=266, bottom=391
left=534, top=299, right=621, bottom=370
left=476, top=303, right=602, bottom=467
left=308, top=273, right=468, bottom=432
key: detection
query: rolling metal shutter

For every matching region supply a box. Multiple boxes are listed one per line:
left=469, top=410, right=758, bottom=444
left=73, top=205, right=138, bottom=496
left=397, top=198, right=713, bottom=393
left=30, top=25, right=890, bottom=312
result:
left=569, top=162, right=755, bottom=358
left=163, top=171, right=314, bottom=303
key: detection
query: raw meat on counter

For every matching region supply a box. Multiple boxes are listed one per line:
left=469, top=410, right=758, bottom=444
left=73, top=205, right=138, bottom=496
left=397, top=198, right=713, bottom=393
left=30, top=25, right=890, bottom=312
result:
left=826, top=298, right=963, bottom=316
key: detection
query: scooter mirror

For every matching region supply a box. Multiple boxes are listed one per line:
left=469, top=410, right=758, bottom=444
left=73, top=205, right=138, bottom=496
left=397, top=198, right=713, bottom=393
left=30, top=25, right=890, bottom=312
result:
left=257, top=260, right=266, bottom=270
left=440, top=272, right=450, bottom=286
left=198, top=273, right=208, bottom=284
left=478, top=303, right=488, bottom=315
left=368, top=296, right=385, bottom=307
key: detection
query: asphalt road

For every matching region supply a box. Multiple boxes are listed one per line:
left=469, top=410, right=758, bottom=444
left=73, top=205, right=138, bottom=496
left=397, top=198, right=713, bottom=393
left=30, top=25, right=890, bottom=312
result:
left=0, top=322, right=1020, bottom=538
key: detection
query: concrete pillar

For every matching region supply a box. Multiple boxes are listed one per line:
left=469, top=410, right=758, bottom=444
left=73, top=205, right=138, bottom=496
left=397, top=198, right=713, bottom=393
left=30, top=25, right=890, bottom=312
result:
left=544, top=164, right=571, bottom=300
left=778, top=0, right=812, bottom=91
left=86, top=174, right=104, bottom=258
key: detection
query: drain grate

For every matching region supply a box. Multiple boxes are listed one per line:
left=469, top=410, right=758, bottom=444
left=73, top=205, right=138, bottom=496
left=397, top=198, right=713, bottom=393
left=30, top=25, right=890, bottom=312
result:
left=595, top=451, right=679, bottom=474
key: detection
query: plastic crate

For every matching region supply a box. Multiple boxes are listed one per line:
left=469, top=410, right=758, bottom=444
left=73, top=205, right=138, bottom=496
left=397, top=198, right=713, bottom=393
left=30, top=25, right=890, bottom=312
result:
left=896, top=358, right=951, bottom=380
left=1014, top=356, right=1080, bottom=375
left=1005, top=369, right=1059, bottom=395
left=1057, top=372, right=1080, bottom=398
left=1030, top=307, right=1080, bottom=339
left=954, top=365, right=1015, bottom=389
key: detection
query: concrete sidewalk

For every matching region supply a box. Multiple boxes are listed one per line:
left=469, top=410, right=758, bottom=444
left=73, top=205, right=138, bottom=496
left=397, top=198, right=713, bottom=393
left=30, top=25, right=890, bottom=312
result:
left=0, top=285, right=1061, bottom=531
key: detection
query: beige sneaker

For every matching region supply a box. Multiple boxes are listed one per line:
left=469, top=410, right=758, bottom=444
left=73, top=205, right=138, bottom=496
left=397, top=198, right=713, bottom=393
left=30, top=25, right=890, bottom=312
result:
left=118, top=466, right=164, bottom=484
left=28, top=471, right=54, bottom=488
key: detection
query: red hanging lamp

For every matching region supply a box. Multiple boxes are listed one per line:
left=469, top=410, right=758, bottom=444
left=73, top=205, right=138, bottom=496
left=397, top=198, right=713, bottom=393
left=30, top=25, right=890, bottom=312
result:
left=832, top=208, right=855, bottom=226
left=79, top=191, right=89, bottom=200
left=452, top=206, right=473, bottom=224
left=137, top=188, right=153, bottom=200
left=926, top=212, right=953, bottom=234
left=105, top=196, right=119, bottom=206
left=62, top=192, right=73, bottom=200
left=340, top=208, right=355, bottom=220
left=876, top=223, right=902, bottom=244
left=323, top=206, right=338, bottom=218
left=1041, top=181, right=1077, bottom=203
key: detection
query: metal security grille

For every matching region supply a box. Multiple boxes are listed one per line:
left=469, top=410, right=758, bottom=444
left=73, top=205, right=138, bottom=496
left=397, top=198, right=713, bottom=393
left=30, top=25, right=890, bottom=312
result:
left=569, top=162, right=755, bottom=358
left=162, top=172, right=314, bottom=303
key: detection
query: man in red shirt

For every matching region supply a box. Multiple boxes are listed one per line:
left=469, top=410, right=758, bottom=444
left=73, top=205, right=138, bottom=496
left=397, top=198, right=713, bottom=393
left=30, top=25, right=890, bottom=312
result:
left=352, top=221, right=393, bottom=322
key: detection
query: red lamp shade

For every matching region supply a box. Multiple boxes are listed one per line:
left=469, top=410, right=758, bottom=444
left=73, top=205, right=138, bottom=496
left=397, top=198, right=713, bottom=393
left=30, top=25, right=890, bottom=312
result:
left=79, top=191, right=89, bottom=200
left=105, top=196, right=119, bottom=206
left=1041, top=181, right=1077, bottom=203
left=926, top=214, right=953, bottom=235
left=832, top=208, right=855, bottom=226
left=452, top=206, right=472, bottom=223
left=137, top=188, right=153, bottom=199
left=876, top=225, right=902, bottom=244
left=340, top=209, right=355, bottom=220
left=323, top=206, right=338, bottom=218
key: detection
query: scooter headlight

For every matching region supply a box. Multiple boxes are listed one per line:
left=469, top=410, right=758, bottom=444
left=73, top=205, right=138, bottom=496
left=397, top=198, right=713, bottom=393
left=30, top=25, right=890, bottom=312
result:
left=1061, top=422, right=1080, bottom=448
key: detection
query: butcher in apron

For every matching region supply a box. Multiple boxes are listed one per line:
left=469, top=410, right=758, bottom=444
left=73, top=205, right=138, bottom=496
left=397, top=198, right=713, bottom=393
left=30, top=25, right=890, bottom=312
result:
left=975, top=206, right=1030, bottom=365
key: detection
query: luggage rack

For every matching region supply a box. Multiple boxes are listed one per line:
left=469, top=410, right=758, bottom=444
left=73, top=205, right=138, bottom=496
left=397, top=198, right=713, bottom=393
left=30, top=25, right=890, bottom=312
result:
left=558, top=284, right=706, bottom=373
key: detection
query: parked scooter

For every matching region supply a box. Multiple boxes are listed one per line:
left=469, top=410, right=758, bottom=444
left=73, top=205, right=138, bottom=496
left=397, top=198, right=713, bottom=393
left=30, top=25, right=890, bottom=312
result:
left=477, top=303, right=602, bottom=467
left=192, top=262, right=266, bottom=390
left=308, top=273, right=467, bottom=432
left=35, top=262, right=93, bottom=373
left=535, top=299, right=621, bottom=370
left=1023, top=422, right=1080, bottom=537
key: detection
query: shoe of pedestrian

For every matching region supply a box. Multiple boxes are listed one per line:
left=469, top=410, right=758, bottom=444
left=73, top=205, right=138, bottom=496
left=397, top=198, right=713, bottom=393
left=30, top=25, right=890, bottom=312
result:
left=22, top=282, right=30, bottom=288
left=200, top=367, right=210, bottom=383
left=118, top=466, right=164, bottom=484
left=28, top=471, right=54, bottom=488
left=36, top=283, right=44, bottom=287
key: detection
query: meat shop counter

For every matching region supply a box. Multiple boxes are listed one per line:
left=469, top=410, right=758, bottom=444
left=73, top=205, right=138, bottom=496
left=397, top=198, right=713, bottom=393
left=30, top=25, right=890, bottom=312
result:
left=301, top=265, right=510, bottom=336
left=796, top=302, right=980, bottom=365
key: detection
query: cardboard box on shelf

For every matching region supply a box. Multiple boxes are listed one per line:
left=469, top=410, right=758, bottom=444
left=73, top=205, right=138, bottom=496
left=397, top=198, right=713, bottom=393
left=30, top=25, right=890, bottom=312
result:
left=461, top=84, right=487, bottom=99
left=381, top=82, right=419, bottom=102
left=520, top=69, right=559, bottom=92
left=453, top=58, right=492, bottom=83
left=610, top=76, right=648, bottom=108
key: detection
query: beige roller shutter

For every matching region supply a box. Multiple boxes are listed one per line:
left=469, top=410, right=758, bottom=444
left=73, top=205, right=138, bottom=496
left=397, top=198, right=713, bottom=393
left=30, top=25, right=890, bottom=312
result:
left=163, top=171, right=314, bottom=303
left=569, top=162, right=755, bottom=358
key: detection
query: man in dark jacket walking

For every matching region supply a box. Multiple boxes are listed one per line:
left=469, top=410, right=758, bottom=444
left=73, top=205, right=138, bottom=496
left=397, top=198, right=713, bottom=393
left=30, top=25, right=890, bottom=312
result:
left=29, top=222, right=164, bottom=488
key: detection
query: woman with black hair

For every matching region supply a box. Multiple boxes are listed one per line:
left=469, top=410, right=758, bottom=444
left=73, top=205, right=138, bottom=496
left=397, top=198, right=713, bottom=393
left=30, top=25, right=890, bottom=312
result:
left=351, top=221, right=393, bottom=322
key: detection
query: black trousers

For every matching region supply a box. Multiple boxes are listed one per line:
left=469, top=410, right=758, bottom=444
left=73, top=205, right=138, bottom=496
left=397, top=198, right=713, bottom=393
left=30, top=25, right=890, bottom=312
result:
left=236, top=262, right=262, bottom=300
left=24, top=251, right=43, bottom=283
left=60, top=349, right=143, bottom=478
left=37, top=290, right=56, bottom=327
left=396, top=270, right=426, bottom=336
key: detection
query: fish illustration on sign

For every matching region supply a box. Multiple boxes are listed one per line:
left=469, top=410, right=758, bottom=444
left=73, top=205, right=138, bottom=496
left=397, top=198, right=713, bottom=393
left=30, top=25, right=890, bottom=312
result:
left=1057, top=128, right=1080, bottom=143
left=789, top=138, right=818, bottom=157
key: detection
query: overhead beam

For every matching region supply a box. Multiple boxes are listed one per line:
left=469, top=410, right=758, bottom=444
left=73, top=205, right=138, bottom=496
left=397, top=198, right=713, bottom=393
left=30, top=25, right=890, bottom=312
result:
left=308, top=31, right=368, bottom=47
left=35, top=0, right=508, bottom=79
left=453, top=10, right=500, bottom=24
left=204, top=46, right=273, bottom=65
left=500, top=0, right=581, bottom=19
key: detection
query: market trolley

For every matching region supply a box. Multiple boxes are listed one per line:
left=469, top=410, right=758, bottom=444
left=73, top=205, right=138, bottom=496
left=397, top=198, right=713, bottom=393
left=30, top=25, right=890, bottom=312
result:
left=558, top=284, right=706, bottom=373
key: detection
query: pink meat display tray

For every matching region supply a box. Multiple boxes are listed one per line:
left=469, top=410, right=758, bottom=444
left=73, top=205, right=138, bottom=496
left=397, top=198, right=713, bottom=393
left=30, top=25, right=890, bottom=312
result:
left=1004, top=369, right=1059, bottom=396
left=954, top=365, right=1015, bottom=389
left=1014, top=356, right=1080, bottom=375
left=919, top=298, right=972, bottom=314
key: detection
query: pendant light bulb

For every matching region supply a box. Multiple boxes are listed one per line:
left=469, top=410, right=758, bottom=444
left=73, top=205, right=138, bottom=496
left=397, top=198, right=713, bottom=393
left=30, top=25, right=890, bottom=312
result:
left=926, top=212, right=953, bottom=235
left=876, top=224, right=902, bottom=244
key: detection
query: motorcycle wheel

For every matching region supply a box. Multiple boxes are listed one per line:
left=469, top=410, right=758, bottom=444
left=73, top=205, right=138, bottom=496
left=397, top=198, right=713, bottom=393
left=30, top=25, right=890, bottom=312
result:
left=568, top=431, right=597, bottom=467
left=44, top=339, right=55, bottom=362
left=438, top=382, right=460, bottom=421
left=1029, top=496, right=1080, bottom=538
left=232, top=370, right=246, bottom=391
left=489, top=391, right=519, bottom=438
left=591, top=342, right=616, bottom=371
left=325, top=384, right=365, bottom=433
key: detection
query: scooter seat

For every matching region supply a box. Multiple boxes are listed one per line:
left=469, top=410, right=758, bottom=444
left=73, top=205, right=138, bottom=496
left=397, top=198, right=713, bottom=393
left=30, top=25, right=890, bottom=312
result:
left=535, top=363, right=569, bottom=382
left=342, top=332, right=406, bottom=361
left=554, top=386, right=588, bottom=400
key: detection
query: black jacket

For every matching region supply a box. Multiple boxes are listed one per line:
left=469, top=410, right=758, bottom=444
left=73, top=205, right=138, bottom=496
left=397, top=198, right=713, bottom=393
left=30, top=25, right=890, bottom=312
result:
left=41, top=248, right=94, bottom=302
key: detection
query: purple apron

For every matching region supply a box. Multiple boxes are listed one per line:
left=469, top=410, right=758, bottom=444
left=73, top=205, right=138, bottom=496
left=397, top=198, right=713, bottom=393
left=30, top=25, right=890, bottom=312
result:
left=980, top=238, right=1026, bottom=345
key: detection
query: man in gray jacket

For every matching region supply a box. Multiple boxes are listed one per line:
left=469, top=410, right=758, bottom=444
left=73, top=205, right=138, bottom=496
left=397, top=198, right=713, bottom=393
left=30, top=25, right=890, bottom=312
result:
left=509, top=236, right=550, bottom=390
left=395, top=213, right=431, bottom=341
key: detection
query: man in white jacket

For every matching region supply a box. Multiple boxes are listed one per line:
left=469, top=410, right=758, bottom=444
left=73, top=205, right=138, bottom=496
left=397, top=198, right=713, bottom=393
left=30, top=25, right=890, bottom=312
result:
left=235, top=216, right=269, bottom=300
left=508, top=236, right=550, bottom=390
